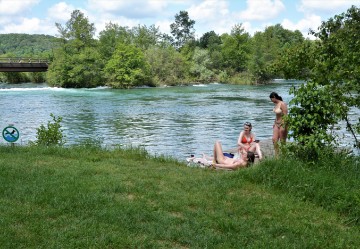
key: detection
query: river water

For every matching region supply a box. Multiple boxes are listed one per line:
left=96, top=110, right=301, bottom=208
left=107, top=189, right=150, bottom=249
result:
left=0, top=81, right=358, bottom=159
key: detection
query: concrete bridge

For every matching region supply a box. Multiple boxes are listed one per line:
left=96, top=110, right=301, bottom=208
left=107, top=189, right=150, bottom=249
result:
left=0, top=57, right=49, bottom=72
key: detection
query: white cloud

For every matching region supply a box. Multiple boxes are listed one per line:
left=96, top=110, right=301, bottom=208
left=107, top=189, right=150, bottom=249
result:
left=239, top=0, right=285, bottom=21
left=282, top=14, right=322, bottom=38
left=47, top=2, right=76, bottom=22
left=0, top=0, right=40, bottom=15
left=186, top=0, right=236, bottom=36
left=154, top=20, right=171, bottom=35
left=92, top=14, right=141, bottom=38
left=0, top=17, right=54, bottom=34
left=299, top=0, right=360, bottom=11
left=292, top=1, right=360, bottom=38
left=87, top=0, right=169, bottom=18
left=87, top=0, right=128, bottom=12
left=188, top=0, right=229, bottom=21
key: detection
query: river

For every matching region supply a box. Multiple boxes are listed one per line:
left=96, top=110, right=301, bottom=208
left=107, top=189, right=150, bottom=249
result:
left=0, top=81, right=358, bottom=159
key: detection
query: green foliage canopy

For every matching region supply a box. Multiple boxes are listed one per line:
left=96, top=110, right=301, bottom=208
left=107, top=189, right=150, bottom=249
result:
left=0, top=33, right=58, bottom=57
left=286, top=6, right=360, bottom=150
left=144, top=46, right=188, bottom=85
left=249, top=24, right=304, bottom=83
left=105, top=43, right=151, bottom=88
left=98, top=22, right=133, bottom=59
left=189, top=48, right=214, bottom=82
left=48, top=10, right=103, bottom=88
left=55, top=10, right=96, bottom=49
left=220, top=24, right=251, bottom=73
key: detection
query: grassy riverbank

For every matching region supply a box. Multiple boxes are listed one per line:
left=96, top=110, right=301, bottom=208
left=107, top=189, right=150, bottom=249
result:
left=0, top=145, right=359, bottom=248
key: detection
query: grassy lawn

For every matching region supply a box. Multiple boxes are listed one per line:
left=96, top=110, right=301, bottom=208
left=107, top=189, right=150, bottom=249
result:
left=0, top=145, right=359, bottom=248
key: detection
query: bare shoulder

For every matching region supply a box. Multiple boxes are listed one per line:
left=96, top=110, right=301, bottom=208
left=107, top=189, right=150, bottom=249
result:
left=238, top=131, right=245, bottom=139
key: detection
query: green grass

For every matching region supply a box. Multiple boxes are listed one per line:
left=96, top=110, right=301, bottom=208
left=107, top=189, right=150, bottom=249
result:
left=0, top=145, right=359, bottom=248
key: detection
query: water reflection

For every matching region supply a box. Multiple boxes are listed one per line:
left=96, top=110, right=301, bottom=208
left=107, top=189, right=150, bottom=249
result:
left=0, top=82, right=358, bottom=159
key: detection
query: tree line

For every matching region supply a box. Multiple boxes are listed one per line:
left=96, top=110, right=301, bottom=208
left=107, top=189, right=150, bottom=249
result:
left=1, top=9, right=304, bottom=87
left=0, top=33, right=57, bottom=57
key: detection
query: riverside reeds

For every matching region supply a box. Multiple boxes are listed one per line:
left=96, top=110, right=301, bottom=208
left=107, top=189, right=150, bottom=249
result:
left=0, top=145, right=359, bottom=248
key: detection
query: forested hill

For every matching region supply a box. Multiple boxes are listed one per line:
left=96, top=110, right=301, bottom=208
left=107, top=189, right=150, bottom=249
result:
left=0, top=33, right=60, bottom=57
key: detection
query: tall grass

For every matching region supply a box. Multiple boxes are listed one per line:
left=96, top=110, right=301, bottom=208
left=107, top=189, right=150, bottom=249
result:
left=0, top=145, right=359, bottom=248
left=243, top=151, right=360, bottom=226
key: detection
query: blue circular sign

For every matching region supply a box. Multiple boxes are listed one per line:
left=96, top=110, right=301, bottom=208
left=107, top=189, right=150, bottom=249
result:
left=2, top=126, right=20, bottom=142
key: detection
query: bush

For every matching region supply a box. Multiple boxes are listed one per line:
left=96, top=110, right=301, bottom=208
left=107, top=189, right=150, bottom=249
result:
left=33, top=113, right=65, bottom=146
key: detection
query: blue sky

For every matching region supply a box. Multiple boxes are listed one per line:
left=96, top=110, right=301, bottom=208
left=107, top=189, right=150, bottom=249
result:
left=0, top=0, right=359, bottom=39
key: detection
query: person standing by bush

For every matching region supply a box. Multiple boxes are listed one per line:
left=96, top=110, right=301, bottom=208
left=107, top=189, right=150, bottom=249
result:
left=269, top=92, right=288, bottom=156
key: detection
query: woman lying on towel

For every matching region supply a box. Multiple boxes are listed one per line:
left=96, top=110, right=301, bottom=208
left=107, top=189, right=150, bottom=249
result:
left=187, top=141, right=254, bottom=170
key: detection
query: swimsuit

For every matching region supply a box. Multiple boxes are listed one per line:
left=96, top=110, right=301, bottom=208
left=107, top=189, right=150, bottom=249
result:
left=241, top=136, right=253, bottom=144
left=240, top=135, right=253, bottom=152
left=273, top=104, right=284, bottom=129
left=274, top=120, right=283, bottom=129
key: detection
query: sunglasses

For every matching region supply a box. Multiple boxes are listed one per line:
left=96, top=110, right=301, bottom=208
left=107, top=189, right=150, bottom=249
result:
left=244, top=122, right=252, bottom=127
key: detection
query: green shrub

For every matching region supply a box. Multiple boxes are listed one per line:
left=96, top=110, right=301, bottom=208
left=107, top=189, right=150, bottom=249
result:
left=33, top=113, right=65, bottom=146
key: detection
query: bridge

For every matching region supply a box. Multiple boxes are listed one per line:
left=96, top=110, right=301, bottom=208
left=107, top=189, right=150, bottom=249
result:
left=0, top=57, right=49, bottom=72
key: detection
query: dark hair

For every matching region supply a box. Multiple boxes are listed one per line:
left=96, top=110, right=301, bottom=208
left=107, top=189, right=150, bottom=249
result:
left=244, top=122, right=252, bottom=127
left=247, top=151, right=255, bottom=164
left=269, top=92, right=283, bottom=101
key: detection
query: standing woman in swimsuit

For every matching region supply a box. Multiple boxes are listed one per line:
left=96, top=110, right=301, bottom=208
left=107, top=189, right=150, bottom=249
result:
left=269, top=92, right=288, bottom=156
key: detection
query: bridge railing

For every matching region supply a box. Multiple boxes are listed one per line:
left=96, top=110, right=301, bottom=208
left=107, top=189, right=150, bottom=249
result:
left=0, top=57, right=49, bottom=64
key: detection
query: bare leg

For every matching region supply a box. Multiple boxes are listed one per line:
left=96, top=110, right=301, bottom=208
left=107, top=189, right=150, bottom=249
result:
left=255, top=143, right=263, bottom=160
left=279, top=127, right=288, bottom=143
left=272, top=125, right=280, bottom=157
left=277, top=126, right=288, bottom=156
left=213, top=141, right=226, bottom=164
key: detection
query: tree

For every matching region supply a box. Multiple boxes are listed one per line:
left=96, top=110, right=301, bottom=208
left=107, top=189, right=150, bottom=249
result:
left=104, top=43, right=151, bottom=88
left=198, top=31, right=223, bottom=70
left=0, top=72, right=29, bottom=83
left=48, top=10, right=103, bottom=87
left=55, top=10, right=96, bottom=49
left=272, top=40, right=315, bottom=80
left=286, top=6, right=360, bottom=151
left=47, top=46, right=104, bottom=88
left=0, top=34, right=59, bottom=57
left=249, top=24, right=304, bottom=83
left=199, top=31, right=221, bottom=49
left=131, top=24, right=161, bottom=50
left=220, top=24, right=251, bottom=73
left=170, top=11, right=195, bottom=49
left=144, top=46, right=188, bottom=85
left=189, top=48, right=214, bottom=82
left=98, top=22, right=132, bottom=59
